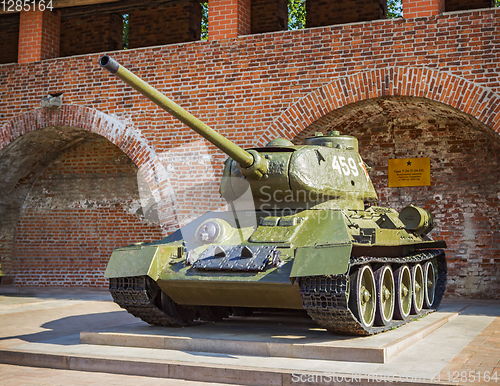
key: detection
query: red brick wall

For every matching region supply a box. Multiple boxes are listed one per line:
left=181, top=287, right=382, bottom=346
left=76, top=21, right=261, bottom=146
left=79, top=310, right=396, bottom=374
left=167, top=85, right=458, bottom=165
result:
left=403, top=0, right=444, bottom=18
left=295, top=97, right=500, bottom=298
left=306, top=0, right=383, bottom=28
left=60, top=13, right=122, bottom=57
left=0, top=14, right=20, bottom=65
left=128, top=0, right=202, bottom=48
left=1, top=8, right=499, bottom=295
left=10, top=137, right=164, bottom=287
left=209, top=0, right=251, bottom=40
left=18, top=10, right=60, bottom=63
left=41, top=10, right=60, bottom=60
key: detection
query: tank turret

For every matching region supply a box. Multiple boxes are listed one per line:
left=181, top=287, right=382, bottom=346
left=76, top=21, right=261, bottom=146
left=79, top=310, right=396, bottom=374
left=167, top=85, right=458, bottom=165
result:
left=99, top=56, right=447, bottom=335
left=100, top=56, right=377, bottom=211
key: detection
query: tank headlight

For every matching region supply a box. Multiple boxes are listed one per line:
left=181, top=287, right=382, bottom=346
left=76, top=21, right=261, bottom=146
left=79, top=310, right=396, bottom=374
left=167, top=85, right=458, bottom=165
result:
left=196, top=221, right=221, bottom=244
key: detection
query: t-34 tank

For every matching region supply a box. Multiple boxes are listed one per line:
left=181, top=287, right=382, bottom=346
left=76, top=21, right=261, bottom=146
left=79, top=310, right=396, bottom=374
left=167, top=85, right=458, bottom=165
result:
left=99, top=55, right=447, bottom=335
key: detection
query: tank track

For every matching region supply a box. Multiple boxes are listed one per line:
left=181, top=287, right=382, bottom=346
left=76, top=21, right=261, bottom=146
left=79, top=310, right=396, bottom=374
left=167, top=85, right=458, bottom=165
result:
left=299, top=249, right=447, bottom=336
left=109, top=276, right=184, bottom=327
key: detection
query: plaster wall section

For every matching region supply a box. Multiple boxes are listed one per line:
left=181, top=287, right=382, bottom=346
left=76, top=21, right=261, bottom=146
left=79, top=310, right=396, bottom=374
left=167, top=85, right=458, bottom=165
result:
left=11, top=136, right=164, bottom=287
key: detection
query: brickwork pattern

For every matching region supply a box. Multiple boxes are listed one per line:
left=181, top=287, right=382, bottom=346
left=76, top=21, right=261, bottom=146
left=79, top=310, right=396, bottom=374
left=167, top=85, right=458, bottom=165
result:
left=1, top=8, right=499, bottom=291
left=11, top=137, right=164, bottom=287
left=403, top=0, right=444, bottom=18
left=40, top=10, right=60, bottom=60
left=18, top=10, right=60, bottom=63
left=209, top=0, right=251, bottom=40
left=295, top=96, right=500, bottom=298
left=60, top=13, right=122, bottom=57
left=439, top=316, right=500, bottom=383
left=18, top=11, right=44, bottom=64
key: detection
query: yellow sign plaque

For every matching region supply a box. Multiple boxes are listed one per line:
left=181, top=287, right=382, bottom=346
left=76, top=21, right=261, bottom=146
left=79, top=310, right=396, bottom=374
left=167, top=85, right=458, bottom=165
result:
left=388, top=157, right=431, bottom=187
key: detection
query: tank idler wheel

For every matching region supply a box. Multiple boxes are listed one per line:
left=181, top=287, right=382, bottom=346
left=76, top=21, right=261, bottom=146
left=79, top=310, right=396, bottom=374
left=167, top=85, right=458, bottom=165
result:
left=423, top=260, right=436, bottom=308
left=349, top=265, right=376, bottom=329
left=374, top=265, right=395, bottom=326
left=146, top=277, right=196, bottom=325
left=160, top=291, right=198, bottom=324
left=394, top=265, right=412, bottom=320
left=411, top=264, right=424, bottom=314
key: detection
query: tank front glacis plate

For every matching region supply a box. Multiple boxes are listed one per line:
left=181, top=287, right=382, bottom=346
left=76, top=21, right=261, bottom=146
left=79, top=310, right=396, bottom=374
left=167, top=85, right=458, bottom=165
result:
left=155, top=209, right=353, bottom=307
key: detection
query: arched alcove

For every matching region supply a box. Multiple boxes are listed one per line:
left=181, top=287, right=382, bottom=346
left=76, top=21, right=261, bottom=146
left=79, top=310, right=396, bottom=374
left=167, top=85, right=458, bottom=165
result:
left=296, top=96, right=500, bottom=298
left=0, top=125, right=164, bottom=287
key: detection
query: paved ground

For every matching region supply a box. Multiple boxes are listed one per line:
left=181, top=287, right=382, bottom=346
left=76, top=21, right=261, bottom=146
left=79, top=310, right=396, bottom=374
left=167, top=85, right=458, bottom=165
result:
left=0, top=364, right=239, bottom=386
left=0, top=287, right=498, bottom=385
left=438, top=316, right=500, bottom=385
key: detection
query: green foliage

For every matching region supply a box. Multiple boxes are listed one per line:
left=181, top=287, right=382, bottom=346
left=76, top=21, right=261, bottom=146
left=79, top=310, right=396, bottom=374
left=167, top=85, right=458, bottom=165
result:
left=288, top=0, right=306, bottom=30
left=122, top=14, right=129, bottom=49
left=201, top=2, right=208, bottom=40
left=387, top=0, right=403, bottom=18
left=496, top=0, right=500, bottom=6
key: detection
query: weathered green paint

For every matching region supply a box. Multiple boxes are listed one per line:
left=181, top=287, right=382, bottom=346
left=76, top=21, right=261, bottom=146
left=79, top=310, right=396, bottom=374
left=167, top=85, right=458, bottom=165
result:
left=160, top=279, right=303, bottom=309
left=292, top=245, right=352, bottom=277
left=104, top=243, right=179, bottom=280
left=220, top=144, right=378, bottom=210
left=99, top=57, right=447, bottom=315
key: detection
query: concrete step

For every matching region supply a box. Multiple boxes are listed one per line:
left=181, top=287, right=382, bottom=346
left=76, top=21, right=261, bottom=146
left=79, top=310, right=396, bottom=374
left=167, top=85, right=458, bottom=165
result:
left=0, top=292, right=497, bottom=386
left=80, top=310, right=460, bottom=364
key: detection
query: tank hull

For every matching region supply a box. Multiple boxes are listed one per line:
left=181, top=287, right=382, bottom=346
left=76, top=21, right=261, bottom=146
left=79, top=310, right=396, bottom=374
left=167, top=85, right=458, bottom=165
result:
left=105, top=207, right=446, bottom=335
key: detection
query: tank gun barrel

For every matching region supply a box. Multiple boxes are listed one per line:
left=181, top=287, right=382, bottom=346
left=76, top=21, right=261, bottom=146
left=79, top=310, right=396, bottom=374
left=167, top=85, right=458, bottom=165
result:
left=99, top=55, right=261, bottom=172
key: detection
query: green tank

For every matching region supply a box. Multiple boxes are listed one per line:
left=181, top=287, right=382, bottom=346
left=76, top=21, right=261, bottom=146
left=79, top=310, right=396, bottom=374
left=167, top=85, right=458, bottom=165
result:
left=99, top=55, right=447, bottom=335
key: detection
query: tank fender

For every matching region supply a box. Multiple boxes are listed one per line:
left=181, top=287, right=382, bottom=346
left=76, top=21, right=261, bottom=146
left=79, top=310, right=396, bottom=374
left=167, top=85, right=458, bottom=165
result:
left=104, top=243, right=179, bottom=280
left=290, top=243, right=352, bottom=278
left=290, top=210, right=352, bottom=278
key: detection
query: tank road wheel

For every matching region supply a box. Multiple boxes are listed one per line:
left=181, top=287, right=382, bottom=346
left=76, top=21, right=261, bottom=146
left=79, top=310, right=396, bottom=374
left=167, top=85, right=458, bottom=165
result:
left=374, top=265, right=395, bottom=326
left=411, top=264, right=424, bottom=314
left=349, top=265, right=376, bottom=329
left=423, top=261, right=437, bottom=308
left=394, top=265, right=412, bottom=320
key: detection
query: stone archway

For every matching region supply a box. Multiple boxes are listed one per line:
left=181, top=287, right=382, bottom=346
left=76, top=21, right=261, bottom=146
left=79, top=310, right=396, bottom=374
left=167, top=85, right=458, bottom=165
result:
left=260, top=67, right=500, bottom=146
left=297, top=96, right=500, bottom=299
left=257, top=67, right=500, bottom=299
left=0, top=106, right=170, bottom=287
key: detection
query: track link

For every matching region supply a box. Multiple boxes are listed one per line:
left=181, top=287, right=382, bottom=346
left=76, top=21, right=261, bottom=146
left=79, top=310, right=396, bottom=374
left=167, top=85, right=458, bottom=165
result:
left=299, top=249, right=447, bottom=336
left=109, top=276, right=185, bottom=326
left=110, top=250, right=446, bottom=335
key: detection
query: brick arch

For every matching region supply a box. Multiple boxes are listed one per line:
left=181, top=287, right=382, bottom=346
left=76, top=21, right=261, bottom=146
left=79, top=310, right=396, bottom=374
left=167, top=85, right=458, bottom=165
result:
left=0, top=104, right=155, bottom=168
left=260, top=67, right=500, bottom=145
left=0, top=104, right=178, bottom=230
